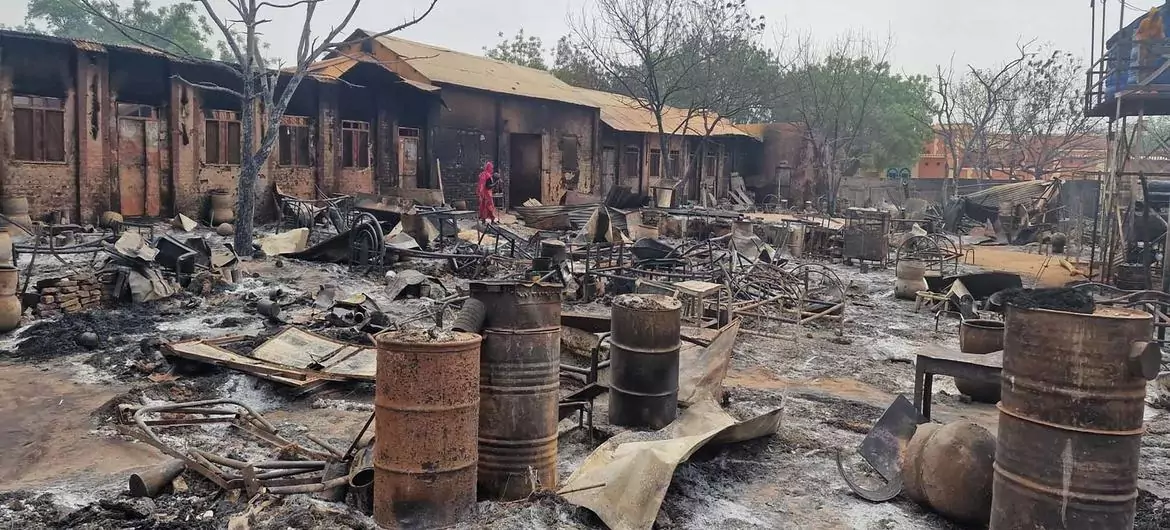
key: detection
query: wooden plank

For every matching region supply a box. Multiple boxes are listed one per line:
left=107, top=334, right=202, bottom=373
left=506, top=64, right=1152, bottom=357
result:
left=251, top=327, right=359, bottom=370
left=163, top=340, right=340, bottom=387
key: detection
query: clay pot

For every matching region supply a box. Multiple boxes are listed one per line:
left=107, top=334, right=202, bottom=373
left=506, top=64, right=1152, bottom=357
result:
left=901, top=423, right=940, bottom=505
left=452, top=200, right=468, bottom=210
left=955, top=319, right=1004, bottom=403
left=0, top=266, right=17, bottom=296
left=0, top=232, right=12, bottom=266
left=209, top=190, right=235, bottom=224
left=1, top=196, right=29, bottom=216
left=0, top=196, right=33, bottom=235
left=0, top=295, right=23, bottom=332
left=894, top=260, right=928, bottom=300
left=100, top=211, right=124, bottom=228
left=916, top=422, right=996, bottom=524
left=216, top=223, right=235, bottom=237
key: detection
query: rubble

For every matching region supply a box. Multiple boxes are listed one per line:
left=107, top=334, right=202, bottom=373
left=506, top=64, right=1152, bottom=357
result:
left=3, top=178, right=1169, bottom=530
left=34, top=271, right=116, bottom=316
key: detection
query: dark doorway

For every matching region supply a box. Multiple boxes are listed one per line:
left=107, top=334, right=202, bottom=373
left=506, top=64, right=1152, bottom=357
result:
left=509, top=133, right=542, bottom=206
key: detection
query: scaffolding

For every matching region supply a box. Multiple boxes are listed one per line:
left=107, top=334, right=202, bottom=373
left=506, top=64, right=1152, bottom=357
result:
left=1085, top=0, right=1170, bottom=292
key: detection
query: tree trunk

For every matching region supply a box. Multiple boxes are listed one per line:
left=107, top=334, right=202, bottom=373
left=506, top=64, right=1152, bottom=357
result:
left=235, top=96, right=258, bottom=257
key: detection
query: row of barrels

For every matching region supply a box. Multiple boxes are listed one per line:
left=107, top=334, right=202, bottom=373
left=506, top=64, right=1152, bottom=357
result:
left=373, top=281, right=682, bottom=529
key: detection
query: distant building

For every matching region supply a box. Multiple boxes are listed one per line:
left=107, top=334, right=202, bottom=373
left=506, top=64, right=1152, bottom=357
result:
left=913, top=125, right=1107, bottom=182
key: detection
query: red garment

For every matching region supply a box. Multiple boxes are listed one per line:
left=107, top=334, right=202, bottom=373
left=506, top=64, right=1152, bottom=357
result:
left=476, top=161, right=498, bottom=223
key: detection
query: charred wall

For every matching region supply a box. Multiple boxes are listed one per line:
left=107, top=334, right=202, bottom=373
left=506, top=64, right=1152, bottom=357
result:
left=0, top=38, right=80, bottom=220
left=0, top=32, right=439, bottom=223
left=435, top=86, right=597, bottom=207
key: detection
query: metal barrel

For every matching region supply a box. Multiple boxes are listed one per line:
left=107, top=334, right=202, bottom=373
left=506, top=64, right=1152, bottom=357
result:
left=956, top=319, right=1005, bottom=403
left=373, top=330, right=481, bottom=530
left=609, top=294, right=682, bottom=429
left=991, top=306, right=1156, bottom=530
left=470, top=280, right=562, bottom=501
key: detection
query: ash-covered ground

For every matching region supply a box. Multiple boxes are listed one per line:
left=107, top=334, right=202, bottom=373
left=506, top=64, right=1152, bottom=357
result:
left=1, top=228, right=1168, bottom=530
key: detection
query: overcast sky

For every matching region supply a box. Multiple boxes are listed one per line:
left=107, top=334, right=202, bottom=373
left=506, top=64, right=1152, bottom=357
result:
left=0, top=0, right=1156, bottom=75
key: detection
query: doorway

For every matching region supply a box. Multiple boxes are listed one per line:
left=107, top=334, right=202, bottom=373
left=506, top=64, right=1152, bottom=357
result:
left=509, top=133, right=542, bottom=206
left=117, top=104, right=166, bottom=217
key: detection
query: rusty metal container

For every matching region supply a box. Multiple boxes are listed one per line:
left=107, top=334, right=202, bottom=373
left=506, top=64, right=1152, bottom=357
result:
left=373, top=330, right=481, bottom=530
left=956, top=319, right=1004, bottom=403
left=609, top=294, right=682, bottom=429
left=991, top=306, right=1160, bottom=530
left=470, top=280, right=562, bottom=501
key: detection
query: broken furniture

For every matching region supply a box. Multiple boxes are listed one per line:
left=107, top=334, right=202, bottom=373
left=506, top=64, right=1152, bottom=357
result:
left=164, top=327, right=377, bottom=392
left=896, top=235, right=960, bottom=277
left=419, top=208, right=475, bottom=243
left=672, top=280, right=723, bottom=328
left=911, top=345, right=1002, bottom=421
left=842, top=208, right=891, bottom=267
left=123, top=399, right=349, bottom=495
left=276, top=187, right=355, bottom=246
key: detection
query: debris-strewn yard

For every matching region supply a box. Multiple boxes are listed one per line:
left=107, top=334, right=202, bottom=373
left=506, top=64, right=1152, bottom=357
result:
left=0, top=211, right=1167, bottom=530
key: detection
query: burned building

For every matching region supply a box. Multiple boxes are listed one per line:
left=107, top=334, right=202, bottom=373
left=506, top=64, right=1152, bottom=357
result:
left=577, top=88, right=756, bottom=204
left=334, top=31, right=601, bottom=208
left=738, top=123, right=816, bottom=205
left=0, top=29, right=441, bottom=223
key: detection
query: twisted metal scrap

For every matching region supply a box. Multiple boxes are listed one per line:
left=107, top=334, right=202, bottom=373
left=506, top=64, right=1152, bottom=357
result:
left=129, top=399, right=346, bottom=493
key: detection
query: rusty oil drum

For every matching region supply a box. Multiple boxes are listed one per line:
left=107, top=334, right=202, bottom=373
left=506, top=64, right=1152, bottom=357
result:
left=609, top=294, right=683, bottom=429
left=373, top=330, right=481, bottom=530
left=470, top=280, right=562, bottom=501
left=991, top=306, right=1160, bottom=530
left=956, top=319, right=1004, bottom=403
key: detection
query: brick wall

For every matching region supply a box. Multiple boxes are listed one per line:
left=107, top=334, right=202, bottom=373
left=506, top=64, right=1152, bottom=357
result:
left=0, top=32, right=443, bottom=224
left=35, top=271, right=115, bottom=316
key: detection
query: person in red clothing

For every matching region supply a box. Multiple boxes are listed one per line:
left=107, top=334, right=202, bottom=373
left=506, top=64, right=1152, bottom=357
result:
left=477, top=161, right=498, bottom=224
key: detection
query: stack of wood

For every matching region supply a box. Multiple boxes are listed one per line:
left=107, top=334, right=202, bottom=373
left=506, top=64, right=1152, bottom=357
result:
left=35, top=272, right=115, bottom=316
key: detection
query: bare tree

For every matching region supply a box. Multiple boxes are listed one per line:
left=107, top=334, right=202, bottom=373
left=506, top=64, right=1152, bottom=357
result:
left=677, top=1, right=776, bottom=198
left=1000, top=48, right=1104, bottom=181
left=781, top=31, right=894, bottom=213
left=570, top=0, right=707, bottom=183
left=925, top=44, right=1030, bottom=197
left=571, top=0, right=774, bottom=197
left=75, top=0, right=437, bottom=256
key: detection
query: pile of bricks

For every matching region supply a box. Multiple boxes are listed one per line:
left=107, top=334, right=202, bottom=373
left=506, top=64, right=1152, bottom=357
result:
left=36, top=272, right=115, bottom=316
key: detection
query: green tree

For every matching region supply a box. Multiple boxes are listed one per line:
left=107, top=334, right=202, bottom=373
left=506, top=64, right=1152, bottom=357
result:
left=551, top=36, right=612, bottom=91
left=483, top=29, right=548, bottom=70
left=22, top=0, right=217, bottom=59
left=775, top=32, right=933, bottom=212
left=865, top=73, right=934, bottom=172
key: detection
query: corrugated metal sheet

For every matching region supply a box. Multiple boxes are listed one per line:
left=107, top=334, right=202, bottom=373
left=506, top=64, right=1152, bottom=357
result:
left=573, top=88, right=751, bottom=138
left=304, top=54, right=440, bottom=92
left=961, top=180, right=1057, bottom=207
left=373, top=35, right=597, bottom=108
left=1, top=29, right=189, bottom=60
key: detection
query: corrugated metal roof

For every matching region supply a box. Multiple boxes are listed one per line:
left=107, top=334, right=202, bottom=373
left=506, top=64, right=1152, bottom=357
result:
left=370, top=34, right=597, bottom=108
left=303, top=54, right=440, bottom=92
left=961, top=180, right=1058, bottom=207
left=0, top=29, right=192, bottom=60
left=572, top=88, right=752, bottom=138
